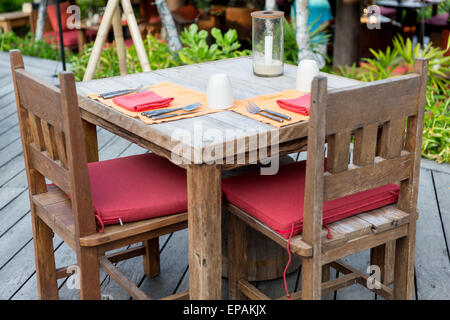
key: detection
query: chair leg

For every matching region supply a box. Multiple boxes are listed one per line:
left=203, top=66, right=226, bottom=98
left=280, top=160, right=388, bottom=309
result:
left=77, top=247, right=101, bottom=300
left=370, top=241, right=395, bottom=285
left=393, top=230, right=416, bottom=300
left=322, top=264, right=330, bottom=282
left=301, top=256, right=322, bottom=300
left=143, top=238, right=160, bottom=278
left=321, top=264, right=332, bottom=300
left=32, top=212, right=59, bottom=300
left=228, top=213, right=247, bottom=300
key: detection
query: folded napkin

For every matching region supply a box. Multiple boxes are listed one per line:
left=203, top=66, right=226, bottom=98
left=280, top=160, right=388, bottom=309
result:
left=276, top=93, right=311, bottom=116
left=113, top=91, right=174, bottom=112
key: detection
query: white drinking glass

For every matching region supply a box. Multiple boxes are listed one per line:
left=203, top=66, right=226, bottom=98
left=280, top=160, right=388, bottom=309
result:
left=207, top=73, right=234, bottom=110
left=296, top=59, right=320, bottom=92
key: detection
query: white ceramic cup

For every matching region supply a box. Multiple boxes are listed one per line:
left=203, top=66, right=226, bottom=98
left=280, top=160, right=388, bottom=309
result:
left=296, top=59, right=320, bottom=92
left=207, top=73, right=234, bottom=110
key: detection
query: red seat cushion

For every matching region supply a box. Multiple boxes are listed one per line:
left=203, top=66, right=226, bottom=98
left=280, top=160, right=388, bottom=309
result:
left=44, top=29, right=98, bottom=48
left=222, top=161, right=399, bottom=238
left=87, top=153, right=187, bottom=227
left=47, top=1, right=71, bottom=32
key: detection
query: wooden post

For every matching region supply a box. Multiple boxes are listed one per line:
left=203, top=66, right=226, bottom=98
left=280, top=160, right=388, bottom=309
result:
left=332, top=0, right=361, bottom=68
left=120, top=0, right=150, bottom=72
left=112, top=6, right=128, bottom=75
left=155, top=0, right=182, bottom=52
left=83, top=0, right=150, bottom=81
left=35, top=0, right=48, bottom=40
left=83, top=0, right=119, bottom=81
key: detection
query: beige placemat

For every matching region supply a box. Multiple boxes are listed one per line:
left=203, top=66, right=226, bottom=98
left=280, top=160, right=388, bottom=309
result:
left=88, top=82, right=219, bottom=124
left=233, top=89, right=309, bottom=128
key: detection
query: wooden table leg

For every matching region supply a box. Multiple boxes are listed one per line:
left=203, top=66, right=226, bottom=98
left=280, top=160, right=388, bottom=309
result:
left=81, top=119, right=98, bottom=163
left=112, top=6, right=128, bottom=76
left=143, top=238, right=160, bottom=277
left=187, top=164, right=222, bottom=300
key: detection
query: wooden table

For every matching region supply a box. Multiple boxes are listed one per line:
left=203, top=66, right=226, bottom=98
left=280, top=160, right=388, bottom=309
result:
left=0, top=11, right=32, bottom=33
left=76, top=57, right=360, bottom=299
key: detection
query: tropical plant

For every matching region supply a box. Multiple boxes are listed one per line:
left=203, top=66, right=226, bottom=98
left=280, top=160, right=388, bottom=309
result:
left=130, top=34, right=179, bottom=72
left=393, top=35, right=450, bottom=93
left=422, top=85, right=450, bottom=163
left=178, top=24, right=219, bottom=64
left=332, top=35, right=450, bottom=163
left=284, top=17, right=331, bottom=66
left=211, top=27, right=251, bottom=59
left=334, top=62, right=363, bottom=80
left=360, top=46, right=401, bottom=81
left=178, top=24, right=250, bottom=64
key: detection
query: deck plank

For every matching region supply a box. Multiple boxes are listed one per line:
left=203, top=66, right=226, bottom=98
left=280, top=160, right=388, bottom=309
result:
left=432, top=171, right=450, bottom=252
left=0, top=191, right=29, bottom=237
left=415, top=169, right=450, bottom=300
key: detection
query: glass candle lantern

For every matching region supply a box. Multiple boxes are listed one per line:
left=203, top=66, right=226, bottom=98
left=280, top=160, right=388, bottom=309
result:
left=251, top=10, right=284, bottom=77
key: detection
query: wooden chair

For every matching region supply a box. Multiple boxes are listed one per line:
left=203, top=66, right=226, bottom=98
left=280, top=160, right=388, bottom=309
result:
left=225, top=58, right=428, bottom=300
left=10, top=50, right=188, bottom=300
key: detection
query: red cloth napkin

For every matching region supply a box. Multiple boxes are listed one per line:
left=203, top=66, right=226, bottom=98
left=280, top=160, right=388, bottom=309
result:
left=276, top=93, right=311, bottom=116
left=113, top=91, right=174, bottom=112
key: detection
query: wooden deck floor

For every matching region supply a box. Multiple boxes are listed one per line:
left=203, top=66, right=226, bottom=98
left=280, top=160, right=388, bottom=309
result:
left=0, top=52, right=449, bottom=300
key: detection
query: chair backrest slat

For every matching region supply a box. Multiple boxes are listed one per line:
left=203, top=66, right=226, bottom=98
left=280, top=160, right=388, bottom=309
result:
left=29, top=143, right=71, bottom=194
left=325, top=74, right=422, bottom=135
left=353, top=123, right=378, bottom=165
left=10, top=50, right=97, bottom=238
left=324, top=153, right=413, bottom=202
left=14, top=69, right=64, bottom=132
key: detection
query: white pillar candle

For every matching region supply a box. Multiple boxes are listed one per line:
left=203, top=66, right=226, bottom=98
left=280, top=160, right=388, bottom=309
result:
left=264, top=35, right=273, bottom=65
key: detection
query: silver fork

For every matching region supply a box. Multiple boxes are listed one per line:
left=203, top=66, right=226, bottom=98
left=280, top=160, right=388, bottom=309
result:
left=248, top=101, right=291, bottom=121
left=246, top=104, right=284, bottom=123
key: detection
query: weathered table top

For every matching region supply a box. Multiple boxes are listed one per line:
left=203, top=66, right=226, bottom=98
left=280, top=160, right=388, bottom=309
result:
left=76, top=57, right=360, bottom=163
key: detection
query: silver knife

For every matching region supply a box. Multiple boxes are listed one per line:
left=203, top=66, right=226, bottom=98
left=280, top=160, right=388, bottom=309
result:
left=152, top=111, right=200, bottom=120
left=142, top=102, right=201, bottom=118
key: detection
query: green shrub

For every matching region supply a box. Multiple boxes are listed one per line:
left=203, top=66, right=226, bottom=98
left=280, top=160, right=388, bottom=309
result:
left=284, top=17, right=331, bottom=66
left=333, top=35, right=450, bottom=163
left=0, top=31, right=61, bottom=60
